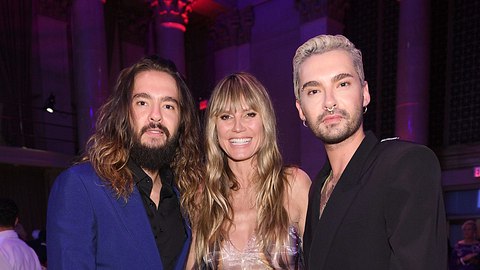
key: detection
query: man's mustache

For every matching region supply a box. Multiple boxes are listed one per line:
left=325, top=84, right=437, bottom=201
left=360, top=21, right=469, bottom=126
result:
left=141, top=123, right=170, bottom=138
left=318, top=109, right=348, bottom=121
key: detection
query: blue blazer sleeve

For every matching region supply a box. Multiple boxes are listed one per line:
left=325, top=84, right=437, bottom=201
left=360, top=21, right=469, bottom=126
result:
left=47, top=165, right=97, bottom=269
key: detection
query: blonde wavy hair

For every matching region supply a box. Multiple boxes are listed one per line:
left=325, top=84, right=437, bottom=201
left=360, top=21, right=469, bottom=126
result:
left=194, top=72, right=292, bottom=267
left=292, top=34, right=365, bottom=100
left=81, top=56, right=203, bottom=219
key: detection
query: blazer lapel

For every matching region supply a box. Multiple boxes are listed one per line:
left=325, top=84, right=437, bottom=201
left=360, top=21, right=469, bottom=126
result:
left=108, top=187, right=163, bottom=268
left=304, top=164, right=330, bottom=266
left=309, top=132, right=380, bottom=268
left=173, top=187, right=192, bottom=270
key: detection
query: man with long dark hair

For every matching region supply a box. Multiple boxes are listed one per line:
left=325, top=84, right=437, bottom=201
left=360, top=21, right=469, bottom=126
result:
left=47, top=56, right=203, bottom=270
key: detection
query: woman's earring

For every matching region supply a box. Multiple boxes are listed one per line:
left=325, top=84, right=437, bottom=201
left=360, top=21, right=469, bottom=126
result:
left=363, top=106, right=368, bottom=114
left=303, top=120, right=308, bottom=127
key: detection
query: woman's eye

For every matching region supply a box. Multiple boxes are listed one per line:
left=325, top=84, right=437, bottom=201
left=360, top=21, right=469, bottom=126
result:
left=164, top=104, right=175, bottom=110
left=246, top=112, right=257, bottom=118
left=219, top=114, right=231, bottom=120
left=136, top=101, right=147, bottom=106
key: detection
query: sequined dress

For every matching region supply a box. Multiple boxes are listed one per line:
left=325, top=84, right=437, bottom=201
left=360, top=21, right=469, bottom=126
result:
left=202, top=226, right=304, bottom=270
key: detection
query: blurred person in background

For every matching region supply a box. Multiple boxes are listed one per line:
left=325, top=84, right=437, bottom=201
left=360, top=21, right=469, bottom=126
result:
left=0, top=198, right=42, bottom=270
left=453, top=220, right=480, bottom=270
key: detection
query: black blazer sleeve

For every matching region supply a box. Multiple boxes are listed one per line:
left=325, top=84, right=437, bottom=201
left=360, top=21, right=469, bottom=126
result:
left=383, top=144, right=447, bottom=269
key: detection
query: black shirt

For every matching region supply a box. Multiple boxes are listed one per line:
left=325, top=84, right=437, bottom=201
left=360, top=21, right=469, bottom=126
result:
left=128, top=160, right=187, bottom=270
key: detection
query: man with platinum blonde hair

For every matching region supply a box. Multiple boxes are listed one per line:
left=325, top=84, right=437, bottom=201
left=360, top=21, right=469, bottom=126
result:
left=293, top=34, right=447, bottom=270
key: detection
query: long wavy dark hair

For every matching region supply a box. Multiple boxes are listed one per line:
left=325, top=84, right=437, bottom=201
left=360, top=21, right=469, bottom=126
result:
left=82, top=55, right=203, bottom=217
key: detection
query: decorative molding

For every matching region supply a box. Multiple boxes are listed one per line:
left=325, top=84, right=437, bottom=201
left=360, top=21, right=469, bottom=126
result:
left=150, top=0, right=195, bottom=25
left=211, top=6, right=254, bottom=50
left=38, top=0, right=72, bottom=21
left=294, top=0, right=349, bottom=24
left=115, top=2, right=152, bottom=46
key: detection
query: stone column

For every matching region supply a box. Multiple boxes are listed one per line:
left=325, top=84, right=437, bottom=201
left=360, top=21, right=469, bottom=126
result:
left=150, top=0, right=195, bottom=75
left=71, top=0, right=109, bottom=151
left=211, top=6, right=254, bottom=81
left=395, top=0, right=430, bottom=144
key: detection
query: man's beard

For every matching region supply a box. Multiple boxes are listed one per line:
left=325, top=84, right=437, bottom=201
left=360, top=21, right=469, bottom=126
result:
left=129, top=123, right=180, bottom=171
left=307, top=106, right=363, bottom=145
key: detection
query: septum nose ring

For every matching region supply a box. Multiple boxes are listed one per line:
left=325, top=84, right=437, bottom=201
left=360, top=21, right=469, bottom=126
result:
left=324, top=104, right=337, bottom=114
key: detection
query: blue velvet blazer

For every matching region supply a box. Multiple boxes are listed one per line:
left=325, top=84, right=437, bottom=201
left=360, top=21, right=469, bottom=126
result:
left=47, top=163, right=191, bottom=270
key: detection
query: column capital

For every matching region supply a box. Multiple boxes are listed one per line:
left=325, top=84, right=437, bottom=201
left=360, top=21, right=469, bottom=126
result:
left=115, top=2, right=151, bottom=46
left=150, top=0, right=195, bottom=31
left=211, top=6, right=254, bottom=51
left=295, top=0, right=349, bottom=24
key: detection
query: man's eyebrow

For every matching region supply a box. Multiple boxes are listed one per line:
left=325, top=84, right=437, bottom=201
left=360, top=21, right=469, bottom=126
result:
left=301, top=81, right=321, bottom=91
left=332, top=73, right=354, bottom=83
left=300, top=73, right=355, bottom=92
left=132, top=92, right=151, bottom=99
left=131, top=93, right=179, bottom=105
left=161, top=96, right=179, bottom=105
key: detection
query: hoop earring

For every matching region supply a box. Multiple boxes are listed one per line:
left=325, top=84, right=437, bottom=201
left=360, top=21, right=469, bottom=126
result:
left=303, top=120, right=308, bottom=128
left=363, top=106, right=368, bottom=114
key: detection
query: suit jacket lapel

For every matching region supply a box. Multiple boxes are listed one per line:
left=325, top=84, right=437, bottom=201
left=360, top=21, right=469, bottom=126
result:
left=309, top=131, right=380, bottom=268
left=304, top=164, right=330, bottom=266
left=108, top=186, right=163, bottom=268
left=172, top=186, right=192, bottom=270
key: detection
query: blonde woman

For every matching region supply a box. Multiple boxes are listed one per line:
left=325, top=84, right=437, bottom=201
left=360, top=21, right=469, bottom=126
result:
left=453, top=220, right=480, bottom=269
left=188, top=72, right=311, bottom=269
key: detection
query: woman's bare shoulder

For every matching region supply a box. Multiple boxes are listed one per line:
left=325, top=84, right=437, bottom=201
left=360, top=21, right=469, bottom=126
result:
left=285, top=166, right=311, bottom=191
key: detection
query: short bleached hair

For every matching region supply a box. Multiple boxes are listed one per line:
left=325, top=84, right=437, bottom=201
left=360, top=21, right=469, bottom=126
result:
left=292, top=34, right=365, bottom=100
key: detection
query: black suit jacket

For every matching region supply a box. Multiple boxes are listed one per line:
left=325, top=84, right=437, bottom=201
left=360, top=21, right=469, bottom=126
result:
left=304, top=131, right=447, bottom=270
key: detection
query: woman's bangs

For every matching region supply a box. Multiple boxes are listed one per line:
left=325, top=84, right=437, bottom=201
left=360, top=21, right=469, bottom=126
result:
left=213, top=82, right=260, bottom=115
